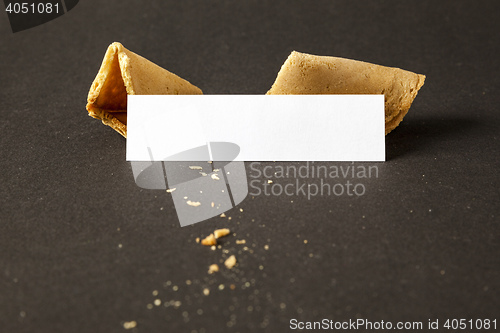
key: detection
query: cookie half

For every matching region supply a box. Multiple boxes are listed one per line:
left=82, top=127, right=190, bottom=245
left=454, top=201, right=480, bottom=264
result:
left=86, top=42, right=202, bottom=137
left=267, top=51, right=425, bottom=134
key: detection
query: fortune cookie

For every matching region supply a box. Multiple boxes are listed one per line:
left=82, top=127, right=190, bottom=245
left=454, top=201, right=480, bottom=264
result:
left=266, top=51, right=425, bottom=134
left=86, top=42, right=202, bottom=137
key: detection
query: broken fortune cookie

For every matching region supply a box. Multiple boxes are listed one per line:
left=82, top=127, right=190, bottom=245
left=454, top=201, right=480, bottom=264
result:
left=86, top=42, right=202, bottom=137
left=266, top=51, right=425, bottom=134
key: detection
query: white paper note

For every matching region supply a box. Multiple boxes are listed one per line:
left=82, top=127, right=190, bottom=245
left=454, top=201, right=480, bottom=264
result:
left=126, top=95, right=385, bottom=161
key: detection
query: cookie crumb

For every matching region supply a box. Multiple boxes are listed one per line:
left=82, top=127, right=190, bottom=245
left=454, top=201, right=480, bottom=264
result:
left=201, top=234, right=217, bottom=246
left=214, top=228, right=230, bottom=239
left=220, top=213, right=226, bottom=218
left=267, top=180, right=273, bottom=184
left=224, top=255, right=237, bottom=269
left=166, top=188, right=176, bottom=193
left=123, top=321, right=137, bottom=329
left=235, top=239, right=246, bottom=244
left=211, top=173, right=220, bottom=180
left=187, top=200, right=201, bottom=207
left=208, top=264, right=219, bottom=274
left=203, top=288, right=210, bottom=296
left=189, top=166, right=203, bottom=170
left=196, top=237, right=200, bottom=243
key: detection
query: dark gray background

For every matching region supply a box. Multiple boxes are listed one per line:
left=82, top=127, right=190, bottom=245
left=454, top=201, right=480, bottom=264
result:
left=1, top=1, right=499, bottom=332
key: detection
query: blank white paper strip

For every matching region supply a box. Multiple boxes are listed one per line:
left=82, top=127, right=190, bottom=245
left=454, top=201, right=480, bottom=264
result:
left=126, top=95, right=385, bottom=161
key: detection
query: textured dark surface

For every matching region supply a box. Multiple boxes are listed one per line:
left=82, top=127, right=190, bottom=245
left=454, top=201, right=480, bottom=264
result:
left=0, top=1, right=499, bottom=332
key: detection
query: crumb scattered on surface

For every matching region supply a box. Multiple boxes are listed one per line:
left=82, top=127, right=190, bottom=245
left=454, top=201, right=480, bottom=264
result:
left=196, top=237, right=200, bottom=243
left=166, top=188, right=176, bottom=193
left=236, top=239, right=246, bottom=244
left=218, top=284, right=225, bottom=290
left=211, top=245, right=216, bottom=251
left=123, top=321, right=137, bottom=329
left=267, top=180, right=273, bottom=184
left=225, top=255, right=237, bottom=269
left=154, top=299, right=161, bottom=306
left=187, top=200, right=201, bottom=207
left=211, top=174, right=220, bottom=180
left=189, top=166, right=203, bottom=170
left=200, top=172, right=208, bottom=176
left=214, top=228, right=230, bottom=239
left=201, top=234, right=217, bottom=246
left=211, top=202, right=214, bottom=207
left=152, top=290, right=158, bottom=296
left=239, top=208, right=243, bottom=212
left=203, top=288, right=210, bottom=296
left=264, top=245, right=269, bottom=250
left=220, top=213, right=226, bottom=218
left=208, top=264, right=219, bottom=274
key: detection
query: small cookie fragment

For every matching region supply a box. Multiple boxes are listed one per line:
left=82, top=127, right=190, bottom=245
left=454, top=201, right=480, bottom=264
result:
left=123, top=321, right=137, bottom=329
left=208, top=264, right=219, bottom=274
left=224, top=255, right=237, bottom=269
left=201, top=234, right=217, bottom=246
left=186, top=200, right=201, bottom=207
left=214, top=228, right=230, bottom=239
